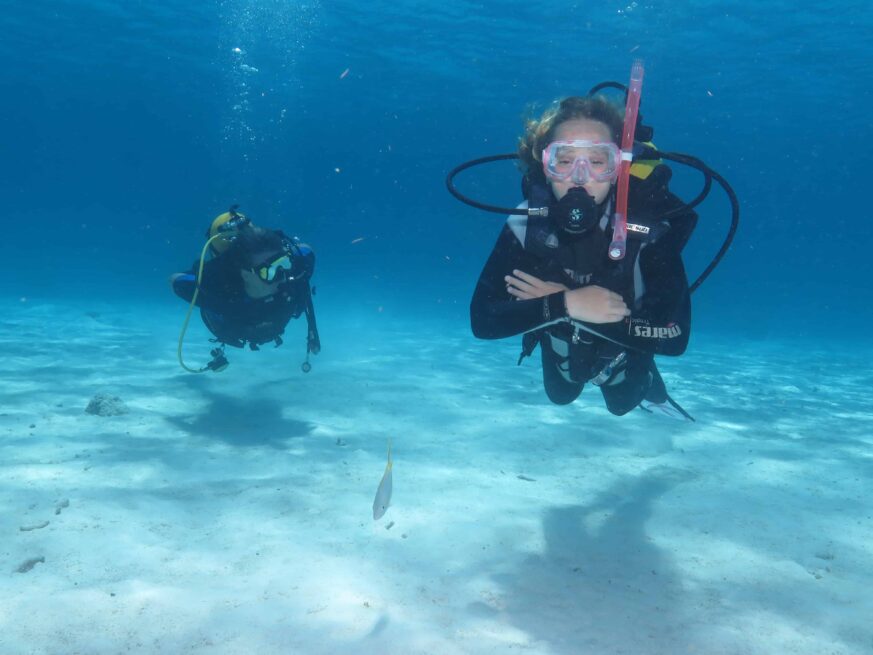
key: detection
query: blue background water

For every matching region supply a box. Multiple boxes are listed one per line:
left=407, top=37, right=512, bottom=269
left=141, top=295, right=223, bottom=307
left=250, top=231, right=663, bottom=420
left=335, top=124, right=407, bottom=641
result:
left=2, top=0, right=870, bottom=338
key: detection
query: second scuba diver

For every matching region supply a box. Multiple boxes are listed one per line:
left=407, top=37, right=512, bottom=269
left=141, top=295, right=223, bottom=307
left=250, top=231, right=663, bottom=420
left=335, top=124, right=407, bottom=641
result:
left=453, top=62, right=738, bottom=418
left=171, top=206, right=321, bottom=374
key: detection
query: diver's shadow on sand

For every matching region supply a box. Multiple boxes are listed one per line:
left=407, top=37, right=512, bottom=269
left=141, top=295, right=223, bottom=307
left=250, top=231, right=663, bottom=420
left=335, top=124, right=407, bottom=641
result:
left=482, top=467, right=696, bottom=654
left=165, top=389, right=314, bottom=449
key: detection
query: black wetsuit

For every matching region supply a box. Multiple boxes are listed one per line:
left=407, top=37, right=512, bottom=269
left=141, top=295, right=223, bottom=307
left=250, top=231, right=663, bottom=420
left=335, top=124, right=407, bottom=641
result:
left=470, top=167, right=696, bottom=414
left=173, top=233, right=320, bottom=353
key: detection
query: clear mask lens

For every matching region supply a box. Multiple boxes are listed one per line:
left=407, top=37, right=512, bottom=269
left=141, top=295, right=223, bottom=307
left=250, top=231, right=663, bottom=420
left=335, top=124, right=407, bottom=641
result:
left=543, top=141, right=619, bottom=184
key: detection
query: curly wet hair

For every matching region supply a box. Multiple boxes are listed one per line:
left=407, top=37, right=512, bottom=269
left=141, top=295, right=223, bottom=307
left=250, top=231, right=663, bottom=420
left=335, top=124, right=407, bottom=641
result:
left=518, top=96, right=624, bottom=183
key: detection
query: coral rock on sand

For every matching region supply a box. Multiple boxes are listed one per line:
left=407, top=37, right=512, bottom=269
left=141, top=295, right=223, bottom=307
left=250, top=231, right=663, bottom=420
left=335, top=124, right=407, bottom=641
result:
left=16, top=557, right=45, bottom=573
left=85, top=394, right=129, bottom=417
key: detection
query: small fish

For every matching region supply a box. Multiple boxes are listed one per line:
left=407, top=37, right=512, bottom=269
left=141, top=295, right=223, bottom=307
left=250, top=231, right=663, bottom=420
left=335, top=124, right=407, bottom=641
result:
left=351, top=237, right=365, bottom=244
left=372, top=439, right=393, bottom=520
left=339, top=67, right=350, bottom=80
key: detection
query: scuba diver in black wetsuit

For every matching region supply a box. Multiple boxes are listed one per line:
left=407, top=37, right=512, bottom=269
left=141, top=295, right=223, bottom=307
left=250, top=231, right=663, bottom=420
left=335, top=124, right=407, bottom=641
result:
left=448, top=61, right=738, bottom=418
left=171, top=206, right=321, bottom=374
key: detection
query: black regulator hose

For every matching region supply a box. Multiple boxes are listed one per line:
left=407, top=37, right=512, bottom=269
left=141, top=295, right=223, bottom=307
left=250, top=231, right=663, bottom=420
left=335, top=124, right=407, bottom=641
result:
left=445, top=146, right=739, bottom=294
left=656, top=150, right=739, bottom=293
left=445, top=154, right=529, bottom=216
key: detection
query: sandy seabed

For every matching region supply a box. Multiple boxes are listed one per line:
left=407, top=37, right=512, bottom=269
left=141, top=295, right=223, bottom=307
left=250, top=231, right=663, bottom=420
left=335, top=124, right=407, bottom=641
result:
left=1, top=299, right=871, bottom=655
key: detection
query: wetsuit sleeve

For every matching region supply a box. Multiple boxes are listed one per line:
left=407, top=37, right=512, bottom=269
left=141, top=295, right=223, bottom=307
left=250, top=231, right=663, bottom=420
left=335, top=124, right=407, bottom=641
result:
left=573, top=199, right=694, bottom=356
left=470, top=224, right=569, bottom=339
left=585, top=241, right=690, bottom=355
left=291, top=242, right=315, bottom=280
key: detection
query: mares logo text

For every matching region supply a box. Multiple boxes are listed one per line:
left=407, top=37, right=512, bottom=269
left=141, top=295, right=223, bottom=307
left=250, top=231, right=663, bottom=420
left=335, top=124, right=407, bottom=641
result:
left=631, top=322, right=682, bottom=339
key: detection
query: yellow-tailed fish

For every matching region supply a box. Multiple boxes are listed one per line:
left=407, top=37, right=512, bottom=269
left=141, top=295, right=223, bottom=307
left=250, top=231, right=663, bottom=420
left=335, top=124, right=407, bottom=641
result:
left=372, top=439, right=393, bottom=520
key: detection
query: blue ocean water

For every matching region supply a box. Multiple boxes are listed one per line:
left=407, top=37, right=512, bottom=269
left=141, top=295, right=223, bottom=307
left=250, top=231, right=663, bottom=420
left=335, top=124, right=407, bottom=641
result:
left=2, top=0, right=871, bottom=337
left=3, top=5, right=873, bottom=652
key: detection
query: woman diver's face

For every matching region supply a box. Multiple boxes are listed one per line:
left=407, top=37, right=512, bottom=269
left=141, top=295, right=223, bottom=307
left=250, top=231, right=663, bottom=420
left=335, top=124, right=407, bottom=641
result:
left=547, top=119, right=616, bottom=204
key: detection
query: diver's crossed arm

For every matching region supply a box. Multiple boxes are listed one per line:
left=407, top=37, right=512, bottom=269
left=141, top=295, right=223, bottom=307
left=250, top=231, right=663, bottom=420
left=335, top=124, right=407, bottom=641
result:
left=470, top=225, right=567, bottom=339
left=574, top=245, right=691, bottom=356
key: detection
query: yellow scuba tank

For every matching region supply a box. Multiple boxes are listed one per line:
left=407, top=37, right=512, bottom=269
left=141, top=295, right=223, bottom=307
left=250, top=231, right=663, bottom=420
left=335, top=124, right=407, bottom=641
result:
left=629, top=141, right=662, bottom=181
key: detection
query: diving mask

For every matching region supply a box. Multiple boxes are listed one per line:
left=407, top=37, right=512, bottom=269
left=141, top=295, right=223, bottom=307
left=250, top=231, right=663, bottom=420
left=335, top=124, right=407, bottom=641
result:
left=255, top=254, right=293, bottom=282
left=542, top=140, right=620, bottom=185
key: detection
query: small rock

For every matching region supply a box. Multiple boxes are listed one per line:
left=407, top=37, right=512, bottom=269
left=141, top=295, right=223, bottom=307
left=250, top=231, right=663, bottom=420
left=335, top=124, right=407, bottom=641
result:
left=16, top=556, right=45, bottom=573
left=85, top=394, right=129, bottom=417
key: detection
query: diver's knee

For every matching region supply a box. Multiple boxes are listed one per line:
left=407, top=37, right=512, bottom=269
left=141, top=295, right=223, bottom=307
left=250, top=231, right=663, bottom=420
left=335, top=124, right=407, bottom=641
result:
left=171, top=273, right=197, bottom=302
left=543, top=379, right=583, bottom=405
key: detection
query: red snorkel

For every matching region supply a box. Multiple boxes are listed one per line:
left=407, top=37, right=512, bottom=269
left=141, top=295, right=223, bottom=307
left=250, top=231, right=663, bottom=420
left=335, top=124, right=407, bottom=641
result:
left=609, top=59, right=644, bottom=260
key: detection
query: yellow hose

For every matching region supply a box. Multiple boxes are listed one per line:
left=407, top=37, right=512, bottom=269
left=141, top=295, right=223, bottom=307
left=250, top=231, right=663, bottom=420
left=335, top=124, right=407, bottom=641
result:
left=177, top=234, right=224, bottom=373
